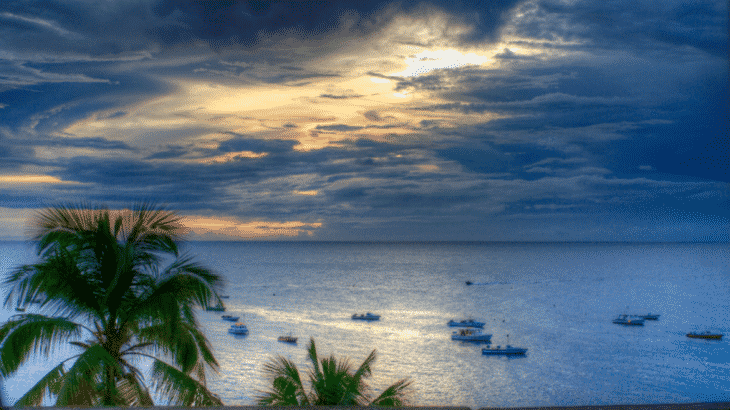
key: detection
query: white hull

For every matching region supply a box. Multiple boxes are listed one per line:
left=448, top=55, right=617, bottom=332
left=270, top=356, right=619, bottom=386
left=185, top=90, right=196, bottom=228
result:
left=448, top=320, right=485, bottom=328
left=228, top=323, right=249, bottom=335
left=451, top=330, right=492, bottom=342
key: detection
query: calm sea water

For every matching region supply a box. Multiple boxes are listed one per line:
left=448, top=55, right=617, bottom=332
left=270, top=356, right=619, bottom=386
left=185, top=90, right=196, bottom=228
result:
left=1, top=241, right=728, bottom=407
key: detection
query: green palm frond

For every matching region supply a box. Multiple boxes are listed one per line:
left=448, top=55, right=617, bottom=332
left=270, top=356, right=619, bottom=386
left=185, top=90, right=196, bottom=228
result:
left=4, top=247, right=104, bottom=319
left=310, top=356, right=355, bottom=405
left=370, top=378, right=412, bottom=406
left=158, top=256, right=223, bottom=305
left=126, top=203, right=182, bottom=254
left=257, top=356, right=308, bottom=405
left=123, top=257, right=221, bottom=325
left=0, top=314, right=83, bottom=376
left=260, top=338, right=412, bottom=407
left=117, top=371, right=154, bottom=407
left=185, top=322, right=219, bottom=374
left=306, top=338, right=322, bottom=381
left=54, top=344, right=118, bottom=406
left=13, top=362, right=66, bottom=406
left=150, top=359, right=222, bottom=406
left=345, top=349, right=376, bottom=404
left=134, top=321, right=218, bottom=382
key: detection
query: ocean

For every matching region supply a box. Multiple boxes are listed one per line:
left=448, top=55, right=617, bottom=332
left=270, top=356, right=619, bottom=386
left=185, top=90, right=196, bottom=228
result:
left=1, top=241, right=728, bottom=407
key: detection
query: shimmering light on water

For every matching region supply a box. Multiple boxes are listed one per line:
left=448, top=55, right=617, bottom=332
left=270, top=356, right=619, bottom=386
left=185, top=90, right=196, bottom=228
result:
left=1, top=241, right=728, bottom=406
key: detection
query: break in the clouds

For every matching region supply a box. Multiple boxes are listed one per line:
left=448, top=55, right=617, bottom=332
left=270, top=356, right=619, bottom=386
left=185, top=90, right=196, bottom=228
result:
left=0, top=0, right=727, bottom=241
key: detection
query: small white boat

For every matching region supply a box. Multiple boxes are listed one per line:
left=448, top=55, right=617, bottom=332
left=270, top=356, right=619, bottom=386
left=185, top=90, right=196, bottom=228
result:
left=482, top=345, right=528, bottom=355
left=228, top=323, right=249, bottom=335
left=451, top=329, right=492, bottom=342
left=221, top=315, right=239, bottom=322
left=352, top=312, right=380, bottom=321
left=447, top=319, right=485, bottom=328
left=612, top=314, right=644, bottom=326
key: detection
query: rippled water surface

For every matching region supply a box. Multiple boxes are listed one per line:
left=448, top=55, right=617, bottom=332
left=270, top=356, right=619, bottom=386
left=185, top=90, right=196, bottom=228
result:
left=1, top=241, right=729, bottom=406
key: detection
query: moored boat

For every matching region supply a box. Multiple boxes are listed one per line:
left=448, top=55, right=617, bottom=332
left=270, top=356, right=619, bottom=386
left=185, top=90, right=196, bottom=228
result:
left=228, top=323, right=248, bottom=335
left=206, top=304, right=225, bottom=312
left=447, top=319, right=485, bottom=328
left=482, top=345, right=527, bottom=355
left=278, top=334, right=298, bottom=343
left=352, top=312, right=380, bottom=321
left=612, top=314, right=644, bottom=326
left=221, top=315, right=239, bottom=321
left=630, top=313, right=660, bottom=320
left=686, top=331, right=723, bottom=340
left=451, top=328, right=492, bottom=342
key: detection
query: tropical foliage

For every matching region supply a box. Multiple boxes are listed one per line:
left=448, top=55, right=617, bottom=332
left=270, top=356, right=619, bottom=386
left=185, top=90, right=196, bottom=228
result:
left=0, top=204, right=223, bottom=406
left=257, top=338, right=411, bottom=406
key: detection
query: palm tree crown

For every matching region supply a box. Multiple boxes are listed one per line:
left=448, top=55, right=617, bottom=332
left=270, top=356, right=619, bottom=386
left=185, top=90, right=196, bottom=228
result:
left=0, top=203, right=224, bottom=406
left=258, top=338, right=411, bottom=406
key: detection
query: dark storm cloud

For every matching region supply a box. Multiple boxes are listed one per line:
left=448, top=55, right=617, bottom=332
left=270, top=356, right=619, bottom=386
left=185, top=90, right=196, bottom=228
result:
left=0, top=73, right=172, bottom=131
left=521, top=0, right=728, bottom=57
left=216, top=134, right=297, bottom=155
left=0, top=135, right=35, bottom=170
left=35, top=137, right=438, bottom=216
left=150, top=0, right=522, bottom=48
left=36, top=136, right=134, bottom=151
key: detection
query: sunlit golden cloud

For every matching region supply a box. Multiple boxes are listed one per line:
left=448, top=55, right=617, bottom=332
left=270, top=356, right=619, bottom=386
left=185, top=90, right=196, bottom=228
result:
left=181, top=215, right=322, bottom=239
left=294, top=190, right=318, bottom=196
left=0, top=174, right=73, bottom=184
left=199, top=151, right=268, bottom=164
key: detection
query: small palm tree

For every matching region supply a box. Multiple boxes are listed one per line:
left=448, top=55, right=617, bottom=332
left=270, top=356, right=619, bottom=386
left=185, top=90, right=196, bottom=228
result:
left=0, top=203, right=223, bottom=406
left=257, top=338, right=411, bottom=406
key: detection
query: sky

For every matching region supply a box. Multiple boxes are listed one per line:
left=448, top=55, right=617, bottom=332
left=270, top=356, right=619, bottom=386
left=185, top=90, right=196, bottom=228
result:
left=0, top=0, right=728, bottom=242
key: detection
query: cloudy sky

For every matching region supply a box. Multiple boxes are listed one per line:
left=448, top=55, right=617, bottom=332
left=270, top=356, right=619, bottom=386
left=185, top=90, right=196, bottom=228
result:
left=0, top=0, right=727, bottom=241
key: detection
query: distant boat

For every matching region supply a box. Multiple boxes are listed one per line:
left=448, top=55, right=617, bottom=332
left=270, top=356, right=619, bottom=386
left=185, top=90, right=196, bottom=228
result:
left=221, top=315, right=239, bottom=321
left=228, top=323, right=249, bottom=335
left=451, top=329, right=492, bottom=342
left=220, top=295, right=230, bottom=299
left=206, top=304, right=225, bottom=312
left=447, top=319, right=485, bottom=328
left=15, top=307, right=25, bottom=312
left=631, top=313, right=660, bottom=320
left=482, top=345, right=527, bottom=355
left=278, top=334, right=298, bottom=344
left=686, top=331, right=722, bottom=340
left=612, top=314, right=644, bottom=326
left=352, top=312, right=380, bottom=321
left=465, top=281, right=473, bottom=285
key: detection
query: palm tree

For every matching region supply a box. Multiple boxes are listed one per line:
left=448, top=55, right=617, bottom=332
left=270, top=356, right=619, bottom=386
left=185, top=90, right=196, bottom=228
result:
left=0, top=203, right=224, bottom=406
left=257, top=338, right=411, bottom=406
